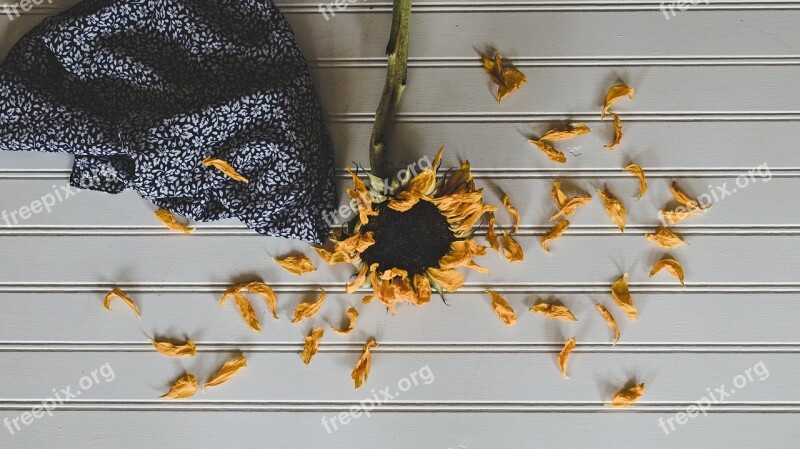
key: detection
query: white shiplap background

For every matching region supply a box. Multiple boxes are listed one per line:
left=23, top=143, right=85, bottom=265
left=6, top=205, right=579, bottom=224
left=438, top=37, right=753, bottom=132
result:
left=1, top=0, right=799, bottom=447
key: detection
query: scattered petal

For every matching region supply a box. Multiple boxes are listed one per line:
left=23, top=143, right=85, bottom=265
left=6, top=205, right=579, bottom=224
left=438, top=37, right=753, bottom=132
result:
left=234, top=292, right=261, bottom=332
left=541, top=123, right=590, bottom=141
left=541, top=219, right=570, bottom=253
left=301, top=328, right=324, bottom=365
left=201, top=157, right=249, bottom=183
left=160, top=373, right=197, bottom=399
left=551, top=180, right=568, bottom=209
left=486, top=289, right=517, bottom=326
left=502, top=195, right=521, bottom=234
left=624, top=164, right=647, bottom=199
left=595, top=304, right=621, bottom=344
left=245, top=282, right=279, bottom=320
left=649, top=257, right=685, bottom=285
left=291, top=289, right=327, bottom=323
left=482, top=53, right=527, bottom=102
left=529, top=139, right=566, bottom=163
left=346, top=264, right=369, bottom=294
left=273, top=255, right=317, bottom=275
left=597, top=188, right=627, bottom=232
left=485, top=212, right=500, bottom=251
left=549, top=195, right=592, bottom=221
left=331, top=307, right=360, bottom=334
left=645, top=227, right=687, bottom=248
left=204, top=355, right=248, bottom=389
left=611, top=273, right=637, bottom=321
left=609, top=383, right=645, bottom=407
left=558, top=337, right=576, bottom=378
left=154, top=209, right=195, bottom=234
left=601, top=84, right=635, bottom=118
left=670, top=181, right=706, bottom=210
left=103, top=287, right=141, bottom=318
left=529, top=303, right=577, bottom=321
left=150, top=339, right=196, bottom=357
left=660, top=208, right=702, bottom=225
left=501, top=230, right=524, bottom=262
left=604, top=112, right=623, bottom=150
left=351, top=338, right=378, bottom=389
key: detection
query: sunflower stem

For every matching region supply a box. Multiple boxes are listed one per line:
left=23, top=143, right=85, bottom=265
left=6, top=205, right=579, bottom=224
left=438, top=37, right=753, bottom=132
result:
left=369, top=0, right=411, bottom=179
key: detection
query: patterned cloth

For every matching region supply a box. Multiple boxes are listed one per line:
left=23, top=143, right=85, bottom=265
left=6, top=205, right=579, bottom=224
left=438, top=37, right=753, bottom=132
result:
left=0, top=0, right=337, bottom=243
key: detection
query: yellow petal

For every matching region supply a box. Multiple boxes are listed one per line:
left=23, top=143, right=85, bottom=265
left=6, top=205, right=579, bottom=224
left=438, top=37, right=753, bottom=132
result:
left=645, top=227, right=687, bottom=248
left=660, top=208, right=702, bottom=225
left=611, top=273, right=637, bottom=321
left=595, top=304, right=621, bottom=344
left=234, top=292, right=261, bottom=332
left=412, top=274, right=432, bottom=306
left=150, top=339, right=197, bottom=357
left=671, top=181, right=706, bottom=210
left=623, top=163, right=647, bottom=200
left=351, top=338, right=378, bottom=389
left=332, top=307, right=360, bottom=334
left=549, top=195, right=592, bottom=221
left=346, top=264, right=369, bottom=294
left=502, top=195, right=521, bottom=234
left=160, top=373, right=197, bottom=399
left=204, top=355, right=248, bottom=389
left=273, top=255, right=317, bottom=275
left=380, top=267, right=409, bottom=281
left=201, top=157, right=249, bottom=183
left=388, top=190, right=420, bottom=212
left=426, top=267, right=464, bottom=292
left=439, top=161, right=473, bottom=196
left=301, top=327, right=324, bottom=365
left=154, top=209, right=195, bottom=234
left=245, top=281, right=279, bottom=320
left=608, top=383, right=645, bottom=407
left=486, top=289, right=517, bottom=326
left=346, top=166, right=378, bottom=225
left=551, top=180, right=568, bottom=209
left=529, top=303, right=577, bottom=321
left=103, top=287, right=141, bottom=318
left=291, top=289, right=327, bottom=323
left=501, top=230, right=524, bottom=262
left=649, top=257, right=685, bottom=285
left=558, top=337, right=576, bottom=379
left=407, top=169, right=437, bottom=196
left=312, top=246, right=350, bottom=265
left=541, top=123, right=591, bottom=141
left=485, top=212, right=500, bottom=251
left=601, top=83, right=635, bottom=118
left=597, top=188, right=627, bottom=232
left=465, top=260, right=490, bottom=274
left=541, top=219, right=570, bottom=253
left=603, top=112, right=623, bottom=150
left=529, top=139, right=566, bottom=163
left=482, top=53, right=527, bottom=102
left=219, top=282, right=249, bottom=306
left=432, top=146, right=445, bottom=173
left=336, top=231, right=376, bottom=254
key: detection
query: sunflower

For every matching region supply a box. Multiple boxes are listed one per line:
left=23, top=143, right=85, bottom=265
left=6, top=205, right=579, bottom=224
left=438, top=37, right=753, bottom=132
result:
left=314, top=147, right=497, bottom=313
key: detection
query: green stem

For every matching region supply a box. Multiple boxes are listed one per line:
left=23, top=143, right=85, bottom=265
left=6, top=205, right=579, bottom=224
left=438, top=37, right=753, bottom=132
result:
left=368, top=0, right=411, bottom=179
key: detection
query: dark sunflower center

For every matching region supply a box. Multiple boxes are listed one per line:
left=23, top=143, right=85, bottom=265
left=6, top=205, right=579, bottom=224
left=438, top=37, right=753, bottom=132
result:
left=359, top=200, right=455, bottom=276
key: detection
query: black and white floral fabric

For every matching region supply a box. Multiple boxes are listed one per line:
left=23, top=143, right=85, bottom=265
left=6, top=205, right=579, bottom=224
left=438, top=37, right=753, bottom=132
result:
left=0, top=0, right=337, bottom=243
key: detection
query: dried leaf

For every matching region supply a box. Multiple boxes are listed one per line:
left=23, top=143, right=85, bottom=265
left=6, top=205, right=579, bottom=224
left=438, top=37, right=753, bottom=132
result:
left=609, top=383, right=645, bottom=407
left=301, top=327, right=324, bottom=365
left=541, top=123, right=590, bottom=141
left=273, top=255, right=317, bottom=275
left=154, top=209, right=195, bottom=234
left=482, top=53, right=527, bottom=102
left=103, top=287, right=141, bottom=318
left=485, top=212, right=499, bottom=251
left=204, top=355, right=247, bottom=389
left=645, top=227, right=687, bottom=248
left=611, top=273, right=637, bottom=321
left=502, top=195, right=521, bottom=234
left=529, top=139, right=566, bottom=163
left=529, top=303, right=577, bottom=321
left=501, top=230, right=524, bottom=262
left=486, top=289, right=517, bottom=326
left=426, top=267, right=464, bottom=292
left=245, top=281, right=279, bottom=320
left=234, top=292, right=261, bottom=332
left=150, top=339, right=196, bottom=357
left=649, top=257, right=685, bottom=285
left=291, top=289, right=327, bottom=323
left=549, top=196, right=592, bottom=221
left=351, top=338, right=378, bottom=389
left=541, top=219, right=570, bottom=253
left=595, top=304, right=621, bottom=344
left=601, top=84, right=635, bottom=118
left=332, top=307, right=360, bottom=334
left=623, top=164, right=647, bottom=199
left=597, top=188, right=627, bottom=232
left=558, top=337, right=576, bottom=378
left=201, top=157, right=249, bottom=183
left=160, top=373, right=197, bottom=399
left=604, top=112, right=623, bottom=150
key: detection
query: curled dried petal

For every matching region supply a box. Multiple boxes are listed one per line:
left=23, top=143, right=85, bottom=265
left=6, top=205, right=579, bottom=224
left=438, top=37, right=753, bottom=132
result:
left=336, top=232, right=376, bottom=254
left=201, top=157, right=249, bottom=183
left=346, top=264, right=369, bottom=294
left=611, top=273, right=637, bottom=321
left=273, top=255, right=317, bottom=275
left=485, top=212, right=499, bottom=251
left=301, top=327, right=324, bottom=365
left=234, top=292, right=261, bottom=332
left=291, top=289, right=327, bottom=323
left=351, top=338, right=378, bottom=389
left=604, top=112, right=623, bottom=150
left=649, top=257, right=685, bottom=285
left=312, top=246, right=349, bottom=265
left=154, top=209, right=195, bottom=234
left=411, top=274, right=432, bottom=306
left=150, top=339, right=197, bottom=357
left=529, top=139, right=566, bottom=164
left=501, top=230, right=524, bottom=262
left=482, top=53, right=527, bottom=102
left=204, top=355, right=247, bottom=389
left=609, top=383, right=645, bottom=407
left=624, top=163, right=647, bottom=200
left=529, top=303, right=577, bottom=321
left=104, top=287, right=141, bottom=318
left=661, top=208, right=702, bottom=225
left=558, top=337, right=576, bottom=379
left=541, top=123, right=590, bottom=141
left=388, top=190, right=419, bottom=212
left=245, top=282, right=279, bottom=320
left=597, top=188, right=627, bottom=232
left=502, top=195, right=521, bottom=234
left=426, top=267, right=464, bottom=292
left=541, top=219, right=570, bottom=253
left=646, top=227, right=687, bottom=248
left=595, top=304, right=621, bottom=344
left=486, top=289, right=517, bottom=326
left=670, top=181, right=706, bottom=210
left=602, top=84, right=635, bottom=118
left=160, top=373, right=197, bottom=399
left=549, top=196, right=592, bottom=221
left=332, top=307, right=360, bottom=334
left=551, top=180, right=568, bottom=209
